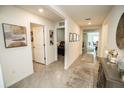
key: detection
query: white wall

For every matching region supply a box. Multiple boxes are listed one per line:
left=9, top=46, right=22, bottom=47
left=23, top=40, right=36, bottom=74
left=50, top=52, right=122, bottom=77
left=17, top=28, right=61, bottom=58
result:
left=79, top=30, right=83, bottom=55
left=45, top=25, right=57, bottom=65
left=50, top=6, right=82, bottom=69
left=99, top=24, right=108, bottom=57
left=0, top=64, right=4, bottom=88
left=0, top=6, right=56, bottom=87
left=64, top=18, right=82, bottom=69
left=100, top=5, right=124, bottom=59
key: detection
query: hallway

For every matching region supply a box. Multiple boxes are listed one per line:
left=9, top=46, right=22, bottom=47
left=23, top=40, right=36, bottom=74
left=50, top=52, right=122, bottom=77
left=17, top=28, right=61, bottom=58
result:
left=0, top=5, right=113, bottom=88
left=10, top=54, right=99, bottom=88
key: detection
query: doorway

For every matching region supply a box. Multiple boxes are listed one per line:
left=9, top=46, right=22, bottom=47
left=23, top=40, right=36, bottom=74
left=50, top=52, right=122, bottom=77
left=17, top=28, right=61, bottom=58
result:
left=56, top=27, right=65, bottom=63
left=30, top=23, right=46, bottom=67
left=83, top=31, right=99, bottom=56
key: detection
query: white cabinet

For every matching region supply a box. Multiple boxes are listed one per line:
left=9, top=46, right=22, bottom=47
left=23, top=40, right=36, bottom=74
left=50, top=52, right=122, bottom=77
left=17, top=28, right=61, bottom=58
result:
left=0, top=64, right=4, bottom=88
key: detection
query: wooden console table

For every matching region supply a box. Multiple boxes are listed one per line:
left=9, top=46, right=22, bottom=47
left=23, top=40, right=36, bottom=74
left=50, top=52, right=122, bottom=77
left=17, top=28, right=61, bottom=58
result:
left=97, top=58, right=124, bottom=88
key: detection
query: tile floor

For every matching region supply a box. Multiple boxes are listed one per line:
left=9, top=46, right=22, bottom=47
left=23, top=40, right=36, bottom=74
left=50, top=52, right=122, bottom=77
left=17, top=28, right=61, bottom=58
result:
left=10, top=54, right=99, bottom=88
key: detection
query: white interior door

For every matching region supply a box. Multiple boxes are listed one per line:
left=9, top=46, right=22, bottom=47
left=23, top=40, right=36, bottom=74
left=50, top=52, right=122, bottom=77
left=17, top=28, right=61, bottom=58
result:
left=32, top=26, right=45, bottom=64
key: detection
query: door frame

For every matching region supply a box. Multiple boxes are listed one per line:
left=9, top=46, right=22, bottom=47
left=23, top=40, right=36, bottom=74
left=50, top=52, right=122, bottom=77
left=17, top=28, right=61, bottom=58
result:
left=30, top=22, right=46, bottom=65
left=56, top=27, right=65, bottom=61
left=82, top=30, right=100, bottom=55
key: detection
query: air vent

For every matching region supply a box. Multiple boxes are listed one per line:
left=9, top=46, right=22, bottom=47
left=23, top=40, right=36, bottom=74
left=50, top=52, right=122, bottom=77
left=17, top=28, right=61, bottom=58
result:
left=59, top=22, right=65, bottom=26
left=85, top=18, right=91, bottom=20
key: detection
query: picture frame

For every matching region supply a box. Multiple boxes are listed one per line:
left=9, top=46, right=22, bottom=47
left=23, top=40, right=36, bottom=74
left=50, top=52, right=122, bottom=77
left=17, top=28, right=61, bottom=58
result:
left=69, top=33, right=73, bottom=42
left=76, top=34, right=78, bottom=41
left=77, top=34, right=80, bottom=41
left=73, top=33, right=77, bottom=42
left=49, top=30, right=54, bottom=45
left=2, top=23, right=27, bottom=48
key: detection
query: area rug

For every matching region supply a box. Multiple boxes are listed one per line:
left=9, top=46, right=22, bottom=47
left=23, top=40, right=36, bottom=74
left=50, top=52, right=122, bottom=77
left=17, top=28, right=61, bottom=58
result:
left=66, top=54, right=98, bottom=88
left=81, top=54, right=94, bottom=63
left=66, top=64, right=94, bottom=88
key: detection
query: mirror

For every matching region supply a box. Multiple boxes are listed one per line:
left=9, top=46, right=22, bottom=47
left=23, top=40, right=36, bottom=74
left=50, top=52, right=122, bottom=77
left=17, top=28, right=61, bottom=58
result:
left=116, top=13, right=124, bottom=49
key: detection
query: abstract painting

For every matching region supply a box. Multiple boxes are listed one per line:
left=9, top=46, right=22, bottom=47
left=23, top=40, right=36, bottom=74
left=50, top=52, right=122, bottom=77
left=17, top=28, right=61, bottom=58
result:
left=2, top=23, right=27, bottom=48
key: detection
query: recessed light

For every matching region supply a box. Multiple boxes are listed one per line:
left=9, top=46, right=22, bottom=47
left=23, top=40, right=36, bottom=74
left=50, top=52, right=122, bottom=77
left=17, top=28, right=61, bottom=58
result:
left=88, top=21, right=91, bottom=25
left=38, top=8, right=44, bottom=13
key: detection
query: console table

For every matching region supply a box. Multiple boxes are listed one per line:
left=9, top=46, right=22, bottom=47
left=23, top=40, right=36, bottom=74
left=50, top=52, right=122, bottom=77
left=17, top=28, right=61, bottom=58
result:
left=97, top=58, right=124, bottom=88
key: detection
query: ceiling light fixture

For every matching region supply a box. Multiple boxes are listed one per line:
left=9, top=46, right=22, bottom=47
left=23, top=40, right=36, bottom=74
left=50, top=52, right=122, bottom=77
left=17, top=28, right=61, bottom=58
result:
left=85, top=18, right=92, bottom=25
left=38, top=8, right=44, bottom=13
left=88, top=21, right=91, bottom=25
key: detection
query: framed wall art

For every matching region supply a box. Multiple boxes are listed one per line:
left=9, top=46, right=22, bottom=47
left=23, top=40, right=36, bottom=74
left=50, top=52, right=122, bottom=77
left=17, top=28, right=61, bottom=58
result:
left=73, top=33, right=77, bottom=42
left=2, top=23, right=27, bottom=48
left=75, top=34, right=78, bottom=41
left=49, top=30, right=54, bottom=45
left=77, top=34, right=80, bottom=41
left=69, top=33, right=73, bottom=42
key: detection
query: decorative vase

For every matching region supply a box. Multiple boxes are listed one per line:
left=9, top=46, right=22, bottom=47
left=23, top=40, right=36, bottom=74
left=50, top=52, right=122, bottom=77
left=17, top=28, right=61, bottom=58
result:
left=107, top=49, right=118, bottom=64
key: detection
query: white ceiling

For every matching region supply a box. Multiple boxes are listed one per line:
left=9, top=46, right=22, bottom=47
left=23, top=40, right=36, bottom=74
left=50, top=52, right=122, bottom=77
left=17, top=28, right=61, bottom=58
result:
left=57, top=5, right=113, bottom=27
left=16, top=5, right=63, bottom=22
left=16, top=5, right=113, bottom=27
